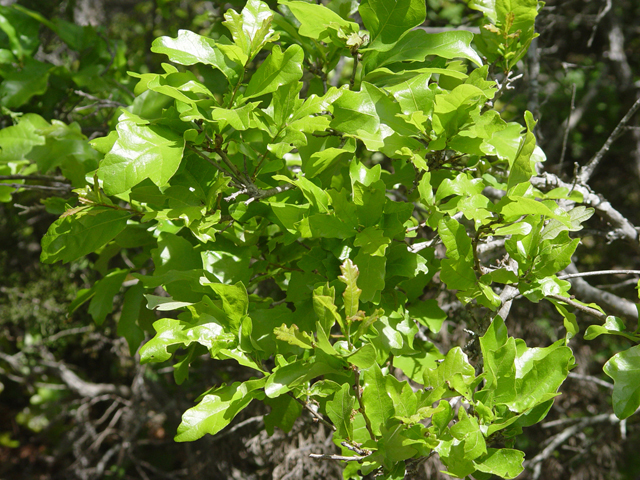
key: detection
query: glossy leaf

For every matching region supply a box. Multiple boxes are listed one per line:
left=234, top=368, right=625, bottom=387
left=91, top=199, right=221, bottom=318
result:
left=358, top=0, right=426, bottom=52
left=369, top=30, right=482, bottom=71
left=243, top=44, right=304, bottom=99
left=362, top=363, right=395, bottom=435
left=41, top=207, right=131, bottom=264
left=175, top=378, right=266, bottom=441
left=151, top=30, right=240, bottom=82
left=100, top=114, right=185, bottom=195
left=603, top=345, right=640, bottom=419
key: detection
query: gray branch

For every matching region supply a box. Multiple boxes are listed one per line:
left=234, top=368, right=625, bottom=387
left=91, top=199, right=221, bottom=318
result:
left=530, top=173, right=639, bottom=249
left=562, top=263, right=638, bottom=321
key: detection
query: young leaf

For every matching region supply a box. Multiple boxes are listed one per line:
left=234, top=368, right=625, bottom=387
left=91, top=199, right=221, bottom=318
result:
left=280, top=0, right=359, bottom=43
left=175, top=378, right=266, bottom=441
left=150, top=30, right=241, bottom=82
left=274, top=323, right=315, bottom=349
left=243, top=44, right=304, bottom=99
left=339, top=258, right=362, bottom=318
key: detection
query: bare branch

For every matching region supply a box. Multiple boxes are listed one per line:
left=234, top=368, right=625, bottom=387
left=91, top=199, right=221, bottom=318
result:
left=567, top=372, right=614, bottom=390
left=563, top=263, right=638, bottom=321
left=40, top=349, right=131, bottom=398
left=309, top=453, right=368, bottom=462
left=527, top=412, right=620, bottom=480
left=546, top=294, right=608, bottom=322
left=557, top=269, right=640, bottom=280
left=577, top=96, right=640, bottom=184
left=289, top=393, right=336, bottom=432
left=558, top=83, right=577, bottom=174
left=530, top=173, right=640, bottom=249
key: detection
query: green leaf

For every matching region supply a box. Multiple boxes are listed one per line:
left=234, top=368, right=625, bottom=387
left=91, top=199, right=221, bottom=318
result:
left=274, top=323, right=315, bottom=349
left=473, top=448, right=525, bottom=479
left=151, top=30, right=240, bottom=82
left=88, top=269, right=128, bottom=326
left=339, top=258, right=362, bottom=318
left=358, top=0, right=426, bottom=52
left=265, top=360, right=337, bottom=398
left=205, top=282, right=249, bottom=327
left=331, top=82, right=417, bottom=151
left=354, top=227, right=391, bottom=257
left=151, top=233, right=202, bottom=277
left=344, top=343, right=377, bottom=369
left=100, top=113, right=185, bottom=195
left=369, top=30, right=482, bottom=71
left=41, top=207, right=131, bottom=264
left=243, top=44, right=304, bottom=100
left=0, top=57, right=49, bottom=108
left=408, top=300, right=446, bottom=333
left=264, top=394, right=302, bottom=434
left=175, top=378, right=266, bottom=441
left=118, top=283, right=146, bottom=356
left=603, top=345, right=640, bottom=419
left=507, top=341, right=573, bottom=412
left=424, top=346, right=476, bottom=400
left=327, top=383, right=355, bottom=439
left=353, top=251, right=386, bottom=303
left=280, top=1, right=359, bottom=43
left=0, top=113, right=46, bottom=163
left=223, top=0, right=277, bottom=62
left=507, top=111, right=537, bottom=190
left=362, top=363, right=395, bottom=435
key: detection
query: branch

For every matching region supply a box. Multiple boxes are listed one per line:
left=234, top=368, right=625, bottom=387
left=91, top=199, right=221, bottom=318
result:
left=567, top=372, right=614, bottom=390
left=527, top=412, right=620, bottom=480
left=577, top=96, right=640, bottom=184
left=546, top=294, right=607, bottom=322
left=2, top=183, right=73, bottom=192
left=289, top=393, right=336, bottom=432
left=309, top=453, right=368, bottom=462
left=563, top=262, right=638, bottom=321
left=530, top=173, right=640, bottom=249
left=224, top=183, right=295, bottom=204
left=40, top=349, right=131, bottom=398
left=0, top=174, right=67, bottom=182
left=557, top=269, right=640, bottom=280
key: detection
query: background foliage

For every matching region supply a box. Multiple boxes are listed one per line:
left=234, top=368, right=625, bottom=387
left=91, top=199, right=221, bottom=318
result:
left=1, top=0, right=640, bottom=479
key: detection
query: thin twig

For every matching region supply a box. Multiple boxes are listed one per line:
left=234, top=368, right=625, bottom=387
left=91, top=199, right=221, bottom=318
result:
left=2, top=183, right=73, bottom=192
left=587, top=0, right=612, bottom=48
left=557, top=269, right=640, bottom=280
left=558, top=83, right=577, bottom=175
left=212, top=416, right=263, bottom=441
left=289, top=393, right=336, bottom=432
left=577, top=96, right=640, bottom=184
left=309, top=453, right=368, bottom=461
left=527, top=412, right=619, bottom=480
left=567, top=372, right=613, bottom=390
left=546, top=294, right=607, bottom=321
left=0, top=174, right=67, bottom=182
